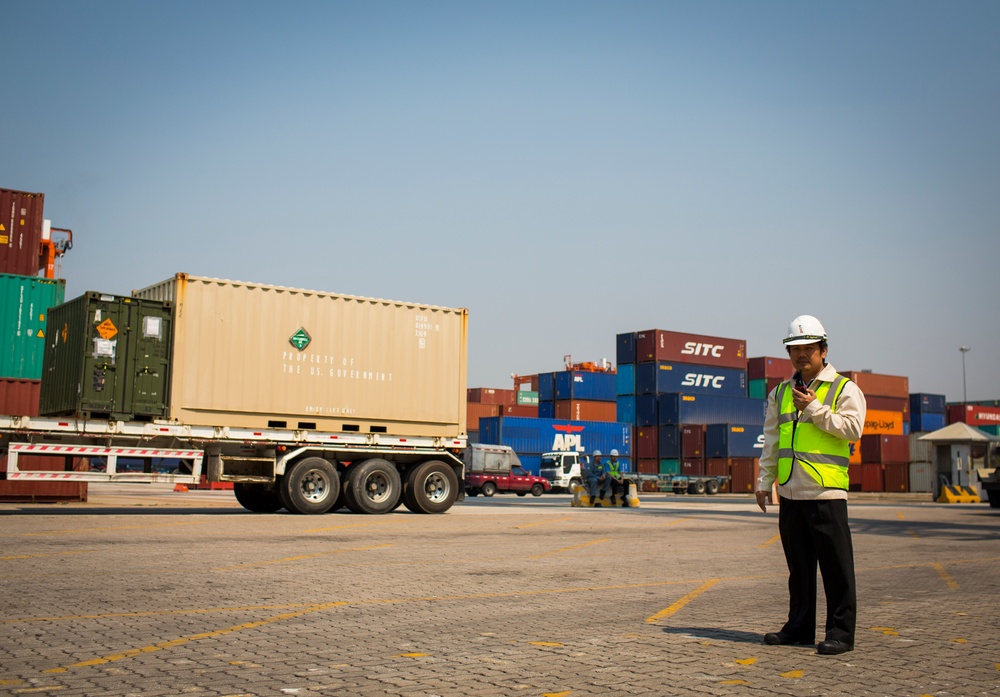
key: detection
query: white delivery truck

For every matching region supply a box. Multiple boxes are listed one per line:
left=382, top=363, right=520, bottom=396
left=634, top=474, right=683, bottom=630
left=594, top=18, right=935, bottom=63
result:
left=1, top=274, right=469, bottom=515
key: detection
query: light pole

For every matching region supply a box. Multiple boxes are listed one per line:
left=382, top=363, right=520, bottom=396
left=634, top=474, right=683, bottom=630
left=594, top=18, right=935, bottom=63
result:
left=959, top=346, right=971, bottom=404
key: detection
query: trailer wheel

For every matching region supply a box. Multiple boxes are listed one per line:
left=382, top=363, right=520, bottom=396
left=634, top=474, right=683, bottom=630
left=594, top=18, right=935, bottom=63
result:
left=403, top=460, right=459, bottom=514
left=233, top=483, right=283, bottom=513
left=343, top=458, right=401, bottom=514
left=481, top=481, right=497, bottom=497
left=531, top=483, right=544, bottom=497
left=280, top=457, right=340, bottom=514
left=705, top=478, right=720, bottom=495
left=688, top=479, right=706, bottom=495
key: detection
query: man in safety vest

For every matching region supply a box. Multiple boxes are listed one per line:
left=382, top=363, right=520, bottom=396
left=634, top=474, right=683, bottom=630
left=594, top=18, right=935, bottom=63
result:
left=755, top=315, right=866, bottom=656
left=586, top=450, right=607, bottom=504
left=604, top=449, right=625, bottom=506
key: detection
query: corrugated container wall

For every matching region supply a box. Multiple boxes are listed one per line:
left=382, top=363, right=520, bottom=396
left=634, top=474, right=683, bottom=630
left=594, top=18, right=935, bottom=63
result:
left=705, top=423, right=765, bottom=458
left=134, top=274, right=468, bottom=436
left=616, top=363, right=635, bottom=396
left=0, top=274, right=66, bottom=379
left=616, top=332, right=636, bottom=364
left=40, top=292, right=173, bottom=420
left=635, top=361, right=747, bottom=398
left=554, top=371, right=616, bottom=401
left=842, top=371, right=909, bottom=398
left=747, top=356, right=793, bottom=380
left=635, top=329, right=746, bottom=369
left=478, top=416, right=631, bottom=460
left=910, top=393, right=946, bottom=414
left=948, top=404, right=1000, bottom=427
left=657, top=393, right=766, bottom=426
left=553, top=399, right=616, bottom=422
left=0, top=378, right=41, bottom=415
left=0, top=188, right=45, bottom=276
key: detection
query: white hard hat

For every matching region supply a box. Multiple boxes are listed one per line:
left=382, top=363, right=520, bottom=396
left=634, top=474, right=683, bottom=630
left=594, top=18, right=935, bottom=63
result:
left=592, top=450, right=602, bottom=457
left=783, top=315, right=827, bottom=346
left=610, top=449, right=619, bottom=457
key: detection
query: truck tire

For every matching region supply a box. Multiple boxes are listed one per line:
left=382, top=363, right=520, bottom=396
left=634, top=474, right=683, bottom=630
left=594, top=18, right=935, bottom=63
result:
left=530, top=483, right=544, bottom=497
left=688, top=479, right=706, bottom=495
left=280, top=457, right=341, bottom=514
left=481, top=481, right=497, bottom=497
left=705, top=478, right=720, bottom=495
left=402, top=460, right=459, bottom=514
left=233, top=482, right=283, bottom=512
left=569, top=477, right=582, bottom=491
left=343, top=458, right=401, bottom=515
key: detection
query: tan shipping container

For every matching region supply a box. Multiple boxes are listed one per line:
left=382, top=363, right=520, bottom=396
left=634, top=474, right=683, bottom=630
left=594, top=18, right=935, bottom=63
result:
left=133, top=274, right=467, bottom=437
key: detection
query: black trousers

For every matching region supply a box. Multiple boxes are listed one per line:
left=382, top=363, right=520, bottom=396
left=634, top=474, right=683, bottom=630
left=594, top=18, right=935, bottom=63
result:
left=777, top=497, right=856, bottom=645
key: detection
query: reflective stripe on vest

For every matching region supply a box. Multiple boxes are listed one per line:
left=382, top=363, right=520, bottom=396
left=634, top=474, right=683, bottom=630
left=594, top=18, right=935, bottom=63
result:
left=776, top=374, right=851, bottom=490
left=607, top=460, right=621, bottom=477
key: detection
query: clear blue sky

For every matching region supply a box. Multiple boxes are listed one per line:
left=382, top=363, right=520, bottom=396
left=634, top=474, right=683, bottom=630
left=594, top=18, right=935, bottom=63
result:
left=3, top=1, right=998, bottom=401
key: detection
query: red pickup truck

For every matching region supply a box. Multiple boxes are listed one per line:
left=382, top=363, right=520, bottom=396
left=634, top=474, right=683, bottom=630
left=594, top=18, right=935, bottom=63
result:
left=466, top=465, right=551, bottom=497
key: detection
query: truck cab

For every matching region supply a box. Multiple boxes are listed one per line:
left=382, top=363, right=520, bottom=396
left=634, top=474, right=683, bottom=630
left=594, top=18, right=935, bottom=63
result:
left=539, top=451, right=590, bottom=493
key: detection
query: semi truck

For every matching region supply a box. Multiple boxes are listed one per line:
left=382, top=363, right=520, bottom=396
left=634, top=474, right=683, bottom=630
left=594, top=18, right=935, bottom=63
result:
left=0, top=274, right=469, bottom=515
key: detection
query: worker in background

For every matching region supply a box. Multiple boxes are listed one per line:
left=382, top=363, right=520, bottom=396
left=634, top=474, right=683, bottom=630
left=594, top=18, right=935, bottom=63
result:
left=586, top=450, right=607, bottom=505
left=605, top=449, right=625, bottom=506
left=755, top=315, right=866, bottom=656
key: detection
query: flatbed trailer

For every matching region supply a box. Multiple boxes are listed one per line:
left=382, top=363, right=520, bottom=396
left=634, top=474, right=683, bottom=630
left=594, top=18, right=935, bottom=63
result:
left=0, top=414, right=467, bottom=514
left=636, top=473, right=731, bottom=495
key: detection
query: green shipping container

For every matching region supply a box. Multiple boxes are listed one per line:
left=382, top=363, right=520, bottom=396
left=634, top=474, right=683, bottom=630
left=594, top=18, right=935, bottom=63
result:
left=40, top=292, right=173, bottom=420
left=516, top=390, right=539, bottom=406
left=978, top=425, right=1000, bottom=436
left=748, top=379, right=768, bottom=400
left=659, top=458, right=681, bottom=475
left=0, top=274, right=66, bottom=379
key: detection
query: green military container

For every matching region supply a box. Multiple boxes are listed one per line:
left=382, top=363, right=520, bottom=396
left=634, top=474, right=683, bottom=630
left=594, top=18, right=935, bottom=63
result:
left=39, top=292, right=173, bottom=420
left=0, top=274, right=66, bottom=380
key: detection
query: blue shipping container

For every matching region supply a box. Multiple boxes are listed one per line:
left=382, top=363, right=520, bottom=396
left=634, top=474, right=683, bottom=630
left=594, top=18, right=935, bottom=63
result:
left=658, top=393, right=767, bottom=426
left=616, top=396, right=636, bottom=424
left=636, top=394, right=658, bottom=427
left=538, top=373, right=555, bottom=402
left=517, top=455, right=542, bottom=476
left=910, top=411, right=946, bottom=433
left=617, top=332, right=636, bottom=365
left=616, top=363, right=635, bottom=396
left=538, top=401, right=554, bottom=419
left=705, top=423, right=765, bottom=458
left=555, top=371, right=616, bottom=401
left=479, top=416, right=632, bottom=460
left=909, top=393, right=946, bottom=414
left=658, top=426, right=680, bottom=458
left=636, top=361, right=747, bottom=398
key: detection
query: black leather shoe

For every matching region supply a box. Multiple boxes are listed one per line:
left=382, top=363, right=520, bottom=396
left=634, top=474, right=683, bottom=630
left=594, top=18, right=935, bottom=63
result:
left=764, top=632, right=812, bottom=646
left=817, top=639, right=853, bottom=655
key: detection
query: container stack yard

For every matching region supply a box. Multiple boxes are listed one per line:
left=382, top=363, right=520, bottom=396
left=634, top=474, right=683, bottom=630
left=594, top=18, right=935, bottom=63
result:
left=0, top=187, right=81, bottom=502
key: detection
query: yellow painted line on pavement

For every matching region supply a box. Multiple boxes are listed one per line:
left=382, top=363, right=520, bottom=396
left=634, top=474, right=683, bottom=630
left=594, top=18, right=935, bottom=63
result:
left=897, top=512, right=905, bottom=519
left=0, top=550, right=96, bottom=561
left=42, top=601, right=347, bottom=673
left=932, top=562, right=960, bottom=589
left=530, top=538, right=610, bottom=558
left=19, top=521, right=203, bottom=537
left=543, top=692, right=573, bottom=697
left=734, top=657, right=757, bottom=665
left=212, top=544, right=392, bottom=570
left=758, top=534, right=781, bottom=549
left=721, top=680, right=750, bottom=685
left=514, top=517, right=573, bottom=529
left=661, top=517, right=693, bottom=527
left=780, top=669, right=804, bottom=679
left=12, top=687, right=66, bottom=693
left=645, top=579, right=720, bottom=623
left=304, top=519, right=406, bottom=533
left=399, top=653, right=430, bottom=658
left=2, top=604, right=315, bottom=625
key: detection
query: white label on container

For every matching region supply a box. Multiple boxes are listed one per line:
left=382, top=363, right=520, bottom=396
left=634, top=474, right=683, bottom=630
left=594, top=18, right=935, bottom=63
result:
left=93, top=338, right=116, bottom=359
left=143, top=316, right=162, bottom=339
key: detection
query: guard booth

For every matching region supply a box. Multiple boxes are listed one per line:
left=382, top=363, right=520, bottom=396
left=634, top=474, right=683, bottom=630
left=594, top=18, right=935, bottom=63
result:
left=917, top=422, right=998, bottom=503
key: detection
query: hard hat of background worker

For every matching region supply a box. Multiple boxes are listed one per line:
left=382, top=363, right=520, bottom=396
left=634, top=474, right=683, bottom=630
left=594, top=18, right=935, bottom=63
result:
left=593, top=450, right=602, bottom=457
left=782, top=315, right=828, bottom=346
left=610, top=449, right=619, bottom=457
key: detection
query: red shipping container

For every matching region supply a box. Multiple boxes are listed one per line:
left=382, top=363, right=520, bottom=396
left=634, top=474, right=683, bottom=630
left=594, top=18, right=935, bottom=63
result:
left=500, top=405, right=538, bottom=417
left=467, top=402, right=500, bottom=430
left=848, top=464, right=863, bottom=491
left=0, top=378, right=42, bottom=415
left=681, top=459, right=705, bottom=476
left=634, top=329, right=746, bottom=369
left=860, top=434, right=910, bottom=464
left=636, top=458, right=659, bottom=475
left=636, top=427, right=659, bottom=459
left=681, top=424, right=705, bottom=459
left=841, top=371, right=909, bottom=399
left=553, top=400, right=616, bottom=422
left=883, top=463, right=909, bottom=492
left=948, top=404, right=1000, bottom=427
left=467, top=388, right=516, bottom=405
left=747, top=356, right=794, bottom=380
left=706, top=458, right=728, bottom=477
left=861, top=463, right=885, bottom=492
left=0, top=188, right=45, bottom=276
left=867, top=396, right=909, bottom=418
left=728, top=458, right=759, bottom=493
left=0, top=480, right=87, bottom=502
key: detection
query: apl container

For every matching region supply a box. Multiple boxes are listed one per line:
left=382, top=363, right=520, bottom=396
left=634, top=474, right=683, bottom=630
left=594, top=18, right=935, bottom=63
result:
left=657, top=393, right=766, bottom=426
left=478, top=416, right=632, bottom=460
left=40, top=292, right=173, bottom=420
left=635, top=329, right=746, bottom=369
left=0, top=188, right=45, bottom=276
left=0, top=274, right=66, bottom=379
left=133, top=274, right=468, bottom=435
left=705, top=423, right=765, bottom=458
left=635, top=361, right=747, bottom=398
left=554, top=371, right=616, bottom=401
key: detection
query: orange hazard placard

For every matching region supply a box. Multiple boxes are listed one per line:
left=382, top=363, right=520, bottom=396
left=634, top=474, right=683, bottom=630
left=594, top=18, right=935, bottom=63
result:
left=96, top=318, right=118, bottom=340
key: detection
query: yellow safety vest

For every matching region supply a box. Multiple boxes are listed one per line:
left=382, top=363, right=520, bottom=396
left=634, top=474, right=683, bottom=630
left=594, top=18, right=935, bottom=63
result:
left=776, top=374, right=851, bottom=490
left=607, top=460, right=621, bottom=478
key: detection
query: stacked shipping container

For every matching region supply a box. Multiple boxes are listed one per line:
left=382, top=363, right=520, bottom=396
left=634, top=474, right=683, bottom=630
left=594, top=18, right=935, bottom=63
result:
left=841, top=371, right=909, bottom=492
left=466, top=387, right=538, bottom=443
left=479, top=415, right=631, bottom=475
